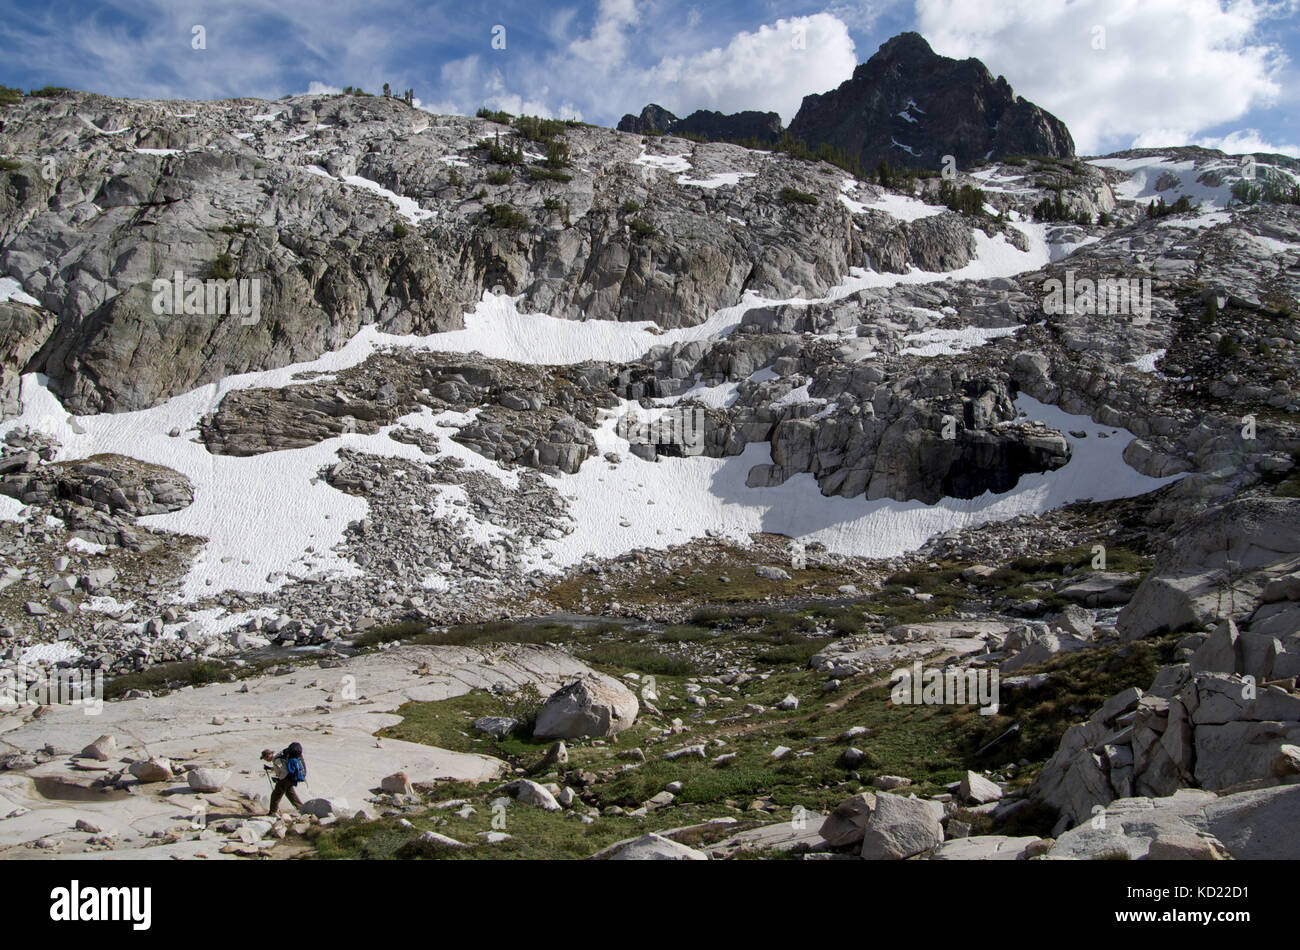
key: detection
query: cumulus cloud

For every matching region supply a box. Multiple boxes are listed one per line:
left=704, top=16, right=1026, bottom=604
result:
left=1189, top=128, right=1300, bottom=157
left=642, top=14, right=858, bottom=122
left=915, top=0, right=1294, bottom=154
left=422, top=4, right=858, bottom=126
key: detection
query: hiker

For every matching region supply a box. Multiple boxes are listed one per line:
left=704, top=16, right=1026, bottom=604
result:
left=262, top=742, right=307, bottom=816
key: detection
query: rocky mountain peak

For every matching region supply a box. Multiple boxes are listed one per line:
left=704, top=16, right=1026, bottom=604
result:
left=788, top=32, right=1075, bottom=171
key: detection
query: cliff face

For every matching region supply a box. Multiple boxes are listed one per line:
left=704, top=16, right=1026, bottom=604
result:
left=787, top=32, right=1075, bottom=171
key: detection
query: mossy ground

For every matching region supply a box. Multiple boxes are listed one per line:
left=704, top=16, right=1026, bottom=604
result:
left=312, top=574, right=1177, bottom=858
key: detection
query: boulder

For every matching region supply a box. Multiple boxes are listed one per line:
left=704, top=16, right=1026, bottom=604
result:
left=859, top=791, right=944, bottom=860
left=1146, top=833, right=1225, bottom=860
left=127, top=758, right=173, bottom=783
left=503, top=778, right=561, bottom=812
left=533, top=675, right=639, bottom=739
left=1048, top=789, right=1218, bottom=859
left=79, top=735, right=117, bottom=762
left=186, top=768, right=230, bottom=792
left=819, top=792, right=876, bottom=847
left=380, top=771, right=414, bottom=796
left=958, top=770, right=1003, bottom=805
left=1000, top=631, right=1089, bottom=673
left=1203, top=783, right=1300, bottom=859
left=593, top=832, right=709, bottom=860
left=301, top=797, right=349, bottom=818
left=1058, top=573, right=1140, bottom=607
left=472, top=716, right=519, bottom=739
left=1119, top=497, right=1300, bottom=640
left=1262, top=572, right=1300, bottom=603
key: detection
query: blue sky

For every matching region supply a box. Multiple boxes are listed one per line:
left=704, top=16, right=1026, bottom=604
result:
left=0, top=0, right=1296, bottom=156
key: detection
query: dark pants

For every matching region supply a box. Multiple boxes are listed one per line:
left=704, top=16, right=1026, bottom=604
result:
left=269, top=777, right=303, bottom=815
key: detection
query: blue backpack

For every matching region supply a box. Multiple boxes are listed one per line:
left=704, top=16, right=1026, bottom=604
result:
left=283, top=743, right=306, bottom=785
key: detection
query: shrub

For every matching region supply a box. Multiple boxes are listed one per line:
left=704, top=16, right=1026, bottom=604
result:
left=485, top=168, right=513, bottom=185
left=208, top=252, right=236, bottom=280
left=476, top=133, right=524, bottom=165
left=392, top=220, right=409, bottom=239
left=1031, top=192, right=1073, bottom=222
left=629, top=217, right=656, bottom=240
left=0, top=86, right=22, bottom=107
left=499, top=682, right=545, bottom=736
left=1146, top=195, right=1195, bottom=218
left=483, top=203, right=528, bottom=229
left=1231, top=173, right=1300, bottom=206
left=513, top=115, right=567, bottom=143
left=27, top=86, right=70, bottom=98
left=877, top=159, right=922, bottom=191
left=779, top=185, right=819, bottom=206
left=1217, top=336, right=1243, bottom=358
left=476, top=107, right=513, bottom=123
left=0, top=158, right=20, bottom=172
left=937, top=181, right=987, bottom=216
left=544, top=138, right=571, bottom=169
left=620, top=199, right=641, bottom=214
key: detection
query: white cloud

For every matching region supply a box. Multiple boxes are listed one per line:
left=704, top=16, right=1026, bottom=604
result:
left=1188, top=128, right=1300, bottom=157
left=915, top=0, right=1294, bottom=154
left=644, top=14, right=858, bottom=123
left=419, top=6, right=857, bottom=127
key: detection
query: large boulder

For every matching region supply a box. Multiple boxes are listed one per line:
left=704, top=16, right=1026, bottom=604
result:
left=186, top=768, right=231, bottom=792
left=533, top=674, right=639, bottom=739
left=859, top=791, right=944, bottom=860
left=1119, top=497, right=1300, bottom=640
left=501, top=779, right=560, bottom=812
left=1058, top=573, right=1140, bottom=608
left=819, top=792, right=876, bottom=847
left=1047, top=790, right=1218, bottom=860
left=79, top=735, right=117, bottom=762
left=127, top=758, right=173, bottom=783
left=592, top=832, right=709, bottom=860
left=958, top=771, right=1004, bottom=805
left=1049, top=784, right=1300, bottom=860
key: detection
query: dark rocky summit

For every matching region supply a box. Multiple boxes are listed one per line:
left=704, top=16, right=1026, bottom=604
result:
left=787, top=32, right=1075, bottom=171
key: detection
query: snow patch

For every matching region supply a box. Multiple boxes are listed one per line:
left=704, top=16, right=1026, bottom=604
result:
left=0, top=277, right=39, bottom=306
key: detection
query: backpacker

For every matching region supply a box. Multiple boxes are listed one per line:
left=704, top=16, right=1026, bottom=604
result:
left=283, top=742, right=306, bottom=785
